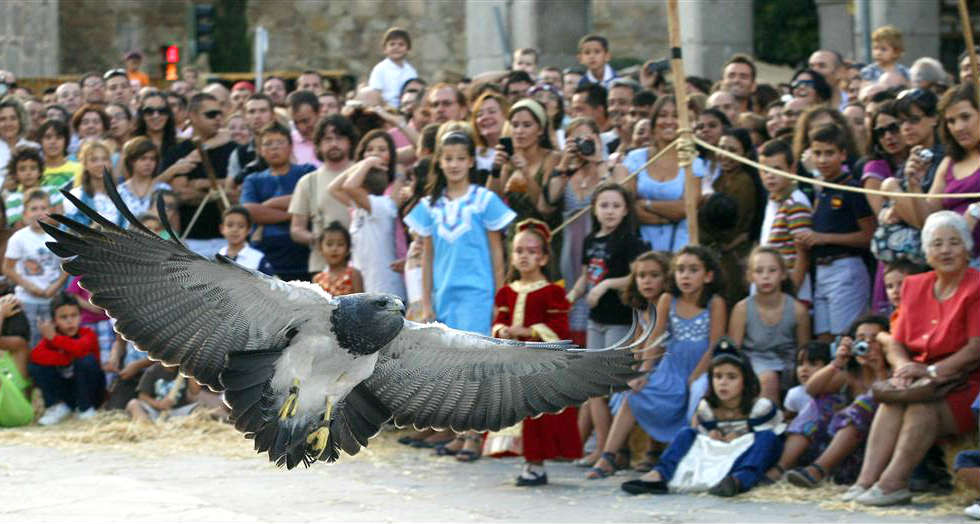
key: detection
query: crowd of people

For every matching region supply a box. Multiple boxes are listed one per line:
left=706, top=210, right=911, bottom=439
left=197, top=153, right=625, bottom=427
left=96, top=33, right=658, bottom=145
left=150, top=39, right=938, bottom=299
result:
left=0, top=22, right=978, bottom=515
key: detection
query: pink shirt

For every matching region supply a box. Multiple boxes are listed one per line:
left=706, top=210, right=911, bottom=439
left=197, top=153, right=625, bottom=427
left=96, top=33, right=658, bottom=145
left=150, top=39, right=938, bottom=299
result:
left=291, top=128, right=321, bottom=168
left=66, top=276, right=108, bottom=324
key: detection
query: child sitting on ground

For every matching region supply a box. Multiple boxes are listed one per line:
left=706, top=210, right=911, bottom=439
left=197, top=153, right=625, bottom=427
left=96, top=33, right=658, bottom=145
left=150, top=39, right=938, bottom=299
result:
left=782, top=343, right=831, bottom=421
left=218, top=206, right=274, bottom=275
left=621, top=340, right=783, bottom=497
left=768, top=316, right=891, bottom=487
left=125, top=362, right=201, bottom=423
left=312, top=221, right=364, bottom=296
left=28, top=293, right=104, bottom=425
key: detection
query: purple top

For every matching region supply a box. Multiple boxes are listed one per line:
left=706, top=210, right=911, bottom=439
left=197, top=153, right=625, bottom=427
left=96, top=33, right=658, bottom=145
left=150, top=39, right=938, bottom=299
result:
left=861, top=159, right=895, bottom=183
left=941, top=162, right=980, bottom=258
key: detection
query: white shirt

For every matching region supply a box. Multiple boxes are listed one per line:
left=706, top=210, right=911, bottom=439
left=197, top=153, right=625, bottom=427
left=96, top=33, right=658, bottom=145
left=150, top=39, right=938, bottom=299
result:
left=349, top=194, right=406, bottom=299
left=368, top=58, right=418, bottom=108
left=219, top=244, right=266, bottom=272
left=783, top=385, right=812, bottom=414
left=4, top=227, right=61, bottom=304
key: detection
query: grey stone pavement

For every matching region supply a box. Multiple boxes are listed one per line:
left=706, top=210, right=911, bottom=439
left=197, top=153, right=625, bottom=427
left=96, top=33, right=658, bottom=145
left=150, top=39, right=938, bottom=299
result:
left=0, top=433, right=970, bottom=523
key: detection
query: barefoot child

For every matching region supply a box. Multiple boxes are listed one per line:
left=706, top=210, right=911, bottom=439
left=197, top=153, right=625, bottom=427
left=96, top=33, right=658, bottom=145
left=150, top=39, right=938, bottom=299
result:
left=489, top=219, right=579, bottom=486
left=729, top=247, right=811, bottom=404
left=312, top=221, right=364, bottom=296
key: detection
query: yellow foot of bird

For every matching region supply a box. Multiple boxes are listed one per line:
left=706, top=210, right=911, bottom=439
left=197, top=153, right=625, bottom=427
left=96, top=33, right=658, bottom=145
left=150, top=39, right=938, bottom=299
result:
left=307, top=426, right=331, bottom=455
left=278, top=380, right=300, bottom=420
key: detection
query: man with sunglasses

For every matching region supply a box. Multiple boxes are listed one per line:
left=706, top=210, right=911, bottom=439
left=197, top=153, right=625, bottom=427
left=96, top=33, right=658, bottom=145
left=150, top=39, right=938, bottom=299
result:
left=104, top=69, right=133, bottom=107
left=161, top=93, right=237, bottom=257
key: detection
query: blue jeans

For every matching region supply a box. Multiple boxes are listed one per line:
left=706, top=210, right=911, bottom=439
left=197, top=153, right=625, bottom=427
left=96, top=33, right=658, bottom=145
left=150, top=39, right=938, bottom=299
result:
left=653, top=428, right=783, bottom=490
left=28, top=355, right=105, bottom=410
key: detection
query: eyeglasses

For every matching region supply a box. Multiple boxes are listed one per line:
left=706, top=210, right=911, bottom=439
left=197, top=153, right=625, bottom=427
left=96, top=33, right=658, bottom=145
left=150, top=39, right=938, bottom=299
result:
left=873, top=122, right=901, bottom=138
left=141, top=106, right=169, bottom=116
left=791, top=80, right=815, bottom=90
left=202, top=109, right=223, bottom=119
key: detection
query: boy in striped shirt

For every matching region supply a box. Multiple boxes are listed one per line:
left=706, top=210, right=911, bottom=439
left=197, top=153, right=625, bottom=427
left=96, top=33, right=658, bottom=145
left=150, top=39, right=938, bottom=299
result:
left=758, top=139, right=813, bottom=302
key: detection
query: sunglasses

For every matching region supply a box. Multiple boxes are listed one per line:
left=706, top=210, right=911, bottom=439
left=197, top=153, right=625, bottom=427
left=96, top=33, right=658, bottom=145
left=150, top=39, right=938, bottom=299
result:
left=873, top=122, right=900, bottom=138
left=791, top=80, right=815, bottom=90
left=202, top=109, right=223, bottom=119
left=141, top=106, right=169, bottom=116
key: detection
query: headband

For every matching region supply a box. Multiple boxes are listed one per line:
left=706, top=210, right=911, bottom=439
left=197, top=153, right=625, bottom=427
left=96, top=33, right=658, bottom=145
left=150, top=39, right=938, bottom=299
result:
left=440, top=130, right=473, bottom=145
left=509, top=98, right=548, bottom=129
left=515, top=218, right=552, bottom=243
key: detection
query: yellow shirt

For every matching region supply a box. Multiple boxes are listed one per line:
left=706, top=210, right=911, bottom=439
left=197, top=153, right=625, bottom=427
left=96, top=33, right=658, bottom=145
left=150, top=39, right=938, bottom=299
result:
left=42, top=160, right=82, bottom=190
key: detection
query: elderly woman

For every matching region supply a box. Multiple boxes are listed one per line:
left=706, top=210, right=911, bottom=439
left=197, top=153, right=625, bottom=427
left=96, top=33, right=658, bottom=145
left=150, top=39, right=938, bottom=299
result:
left=845, top=211, right=979, bottom=506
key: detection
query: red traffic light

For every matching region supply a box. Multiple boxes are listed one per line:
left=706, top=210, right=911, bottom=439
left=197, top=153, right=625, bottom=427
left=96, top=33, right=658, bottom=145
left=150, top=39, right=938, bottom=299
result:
left=165, top=45, right=180, bottom=64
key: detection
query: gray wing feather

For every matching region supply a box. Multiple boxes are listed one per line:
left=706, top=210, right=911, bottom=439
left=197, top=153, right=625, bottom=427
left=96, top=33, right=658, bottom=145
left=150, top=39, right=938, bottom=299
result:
left=42, top=209, right=331, bottom=390
left=365, top=321, right=642, bottom=432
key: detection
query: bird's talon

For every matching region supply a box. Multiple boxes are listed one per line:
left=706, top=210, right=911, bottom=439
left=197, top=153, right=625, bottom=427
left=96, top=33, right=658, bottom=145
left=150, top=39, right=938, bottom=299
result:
left=307, top=426, right=330, bottom=454
left=279, top=380, right=300, bottom=420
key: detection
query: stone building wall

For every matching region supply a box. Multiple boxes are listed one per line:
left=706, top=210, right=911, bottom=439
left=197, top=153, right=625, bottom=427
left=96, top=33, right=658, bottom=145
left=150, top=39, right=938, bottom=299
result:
left=591, top=0, right=670, bottom=66
left=0, top=0, right=60, bottom=77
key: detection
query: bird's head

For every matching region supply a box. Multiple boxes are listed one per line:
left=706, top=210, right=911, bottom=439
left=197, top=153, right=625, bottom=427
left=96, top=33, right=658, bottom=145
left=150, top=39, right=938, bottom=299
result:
left=330, top=293, right=406, bottom=356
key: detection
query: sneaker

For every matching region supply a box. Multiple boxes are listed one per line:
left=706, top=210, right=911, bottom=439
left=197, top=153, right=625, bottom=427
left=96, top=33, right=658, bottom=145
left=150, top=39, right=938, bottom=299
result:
left=38, top=403, right=71, bottom=426
left=841, top=483, right=869, bottom=502
left=855, top=483, right=912, bottom=506
left=965, top=501, right=980, bottom=520
left=76, top=407, right=97, bottom=420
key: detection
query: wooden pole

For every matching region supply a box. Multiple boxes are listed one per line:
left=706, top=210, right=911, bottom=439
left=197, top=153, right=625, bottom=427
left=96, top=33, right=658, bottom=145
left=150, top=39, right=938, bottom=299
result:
left=667, top=0, right=698, bottom=245
left=958, top=0, right=980, bottom=109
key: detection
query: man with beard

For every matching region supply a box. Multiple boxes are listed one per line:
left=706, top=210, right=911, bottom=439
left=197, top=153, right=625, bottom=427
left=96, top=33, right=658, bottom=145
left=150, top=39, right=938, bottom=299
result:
left=721, top=54, right=757, bottom=114
left=288, top=115, right=358, bottom=273
left=287, top=90, right=321, bottom=167
left=427, top=83, right=467, bottom=124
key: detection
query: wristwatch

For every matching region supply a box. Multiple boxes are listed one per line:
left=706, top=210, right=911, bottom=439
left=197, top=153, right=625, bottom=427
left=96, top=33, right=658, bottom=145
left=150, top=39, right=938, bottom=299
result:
left=926, top=364, right=938, bottom=379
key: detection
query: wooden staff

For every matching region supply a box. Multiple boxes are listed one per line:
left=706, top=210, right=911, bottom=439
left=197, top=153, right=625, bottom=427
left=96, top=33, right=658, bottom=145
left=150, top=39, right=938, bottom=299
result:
left=958, top=0, right=980, bottom=109
left=667, top=0, right=699, bottom=245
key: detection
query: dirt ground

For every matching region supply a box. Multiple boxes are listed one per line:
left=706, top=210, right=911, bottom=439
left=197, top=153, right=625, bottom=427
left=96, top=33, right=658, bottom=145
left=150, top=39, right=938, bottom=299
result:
left=0, top=413, right=973, bottom=523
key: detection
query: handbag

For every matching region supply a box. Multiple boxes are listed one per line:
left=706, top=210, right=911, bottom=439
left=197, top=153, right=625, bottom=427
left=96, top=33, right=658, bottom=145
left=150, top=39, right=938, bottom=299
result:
left=870, top=201, right=925, bottom=266
left=871, top=374, right=968, bottom=404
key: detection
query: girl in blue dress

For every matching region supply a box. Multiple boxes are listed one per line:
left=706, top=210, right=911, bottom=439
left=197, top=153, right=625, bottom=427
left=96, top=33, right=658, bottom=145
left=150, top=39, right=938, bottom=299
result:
left=625, top=95, right=707, bottom=252
left=405, top=130, right=515, bottom=335
left=627, top=245, right=727, bottom=445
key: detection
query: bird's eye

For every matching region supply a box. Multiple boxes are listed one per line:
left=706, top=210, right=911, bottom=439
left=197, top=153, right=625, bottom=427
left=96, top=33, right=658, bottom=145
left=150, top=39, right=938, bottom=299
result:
left=374, top=298, right=388, bottom=308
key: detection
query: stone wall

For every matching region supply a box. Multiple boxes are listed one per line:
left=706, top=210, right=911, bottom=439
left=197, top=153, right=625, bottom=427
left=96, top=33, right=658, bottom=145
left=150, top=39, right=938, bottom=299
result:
left=591, top=0, right=670, bottom=66
left=0, top=0, right=59, bottom=77
left=246, top=0, right=466, bottom=82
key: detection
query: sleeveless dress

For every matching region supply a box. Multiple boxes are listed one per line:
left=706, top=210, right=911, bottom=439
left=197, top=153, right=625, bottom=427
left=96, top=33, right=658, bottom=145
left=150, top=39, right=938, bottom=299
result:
left=940, top=162, right=980, bottom=259
left=313, top=267, right=356, bottom=296
left=741, top=294, right=798, bottom=374
left=628, top=297, right=711, bottom=442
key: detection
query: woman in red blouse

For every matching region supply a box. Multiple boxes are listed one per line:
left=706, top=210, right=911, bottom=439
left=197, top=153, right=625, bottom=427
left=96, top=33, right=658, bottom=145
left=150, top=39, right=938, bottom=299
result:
left=848, top=211, right=979, bottom=506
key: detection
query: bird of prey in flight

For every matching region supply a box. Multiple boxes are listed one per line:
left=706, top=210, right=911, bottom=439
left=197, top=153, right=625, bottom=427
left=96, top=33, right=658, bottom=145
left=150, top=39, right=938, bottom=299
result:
left=42, top=174, right=646, bottom=469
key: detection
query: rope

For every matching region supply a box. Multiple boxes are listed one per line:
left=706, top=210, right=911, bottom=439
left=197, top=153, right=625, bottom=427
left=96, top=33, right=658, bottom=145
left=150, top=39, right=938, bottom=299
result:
left=551, top=138, right=680, bottom=235
left=692, top=137, right=980, bottom=200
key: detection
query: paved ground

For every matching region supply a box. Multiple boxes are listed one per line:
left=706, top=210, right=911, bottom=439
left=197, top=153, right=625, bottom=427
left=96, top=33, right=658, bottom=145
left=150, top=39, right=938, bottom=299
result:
left=0, top=423, right=970, bottom=523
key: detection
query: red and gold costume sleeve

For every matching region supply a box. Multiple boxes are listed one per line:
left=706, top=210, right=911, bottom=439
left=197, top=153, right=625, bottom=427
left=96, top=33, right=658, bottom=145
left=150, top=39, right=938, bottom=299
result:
left=491, top=285, right=517, bottom=338
left=529, top=284, right=571, bottom=342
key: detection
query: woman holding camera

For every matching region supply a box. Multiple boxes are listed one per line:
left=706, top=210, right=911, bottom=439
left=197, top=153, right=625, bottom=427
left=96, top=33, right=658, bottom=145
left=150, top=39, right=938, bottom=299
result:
left=624, top=95, right=707, bottom=252
left=882, top=83, right=979, bottom=260
left=539, top=117, right=627, bottom=345
left=845, top=210, right=979, bottom=506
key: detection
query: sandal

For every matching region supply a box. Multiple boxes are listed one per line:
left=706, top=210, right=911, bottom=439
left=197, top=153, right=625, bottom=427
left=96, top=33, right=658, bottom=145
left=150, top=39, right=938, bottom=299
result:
left=572, top=455, right=597, bottom=468
left=586, top=452, right=617, bottom=479
left=634, top=450, right=659, bottom=473
left=615, top=448, right=631, bottom=470
left=785, top=464, right=826, bottom=489
left=455, top=434, right=482, bottom=462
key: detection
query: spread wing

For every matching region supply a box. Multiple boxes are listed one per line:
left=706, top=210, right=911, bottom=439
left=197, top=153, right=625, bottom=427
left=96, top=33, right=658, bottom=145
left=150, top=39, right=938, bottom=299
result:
left=41, top=175, right=342, bottom=469
left=41, top=190, right=329, bottom=390
left=360, top=320, right=646, bottom=433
